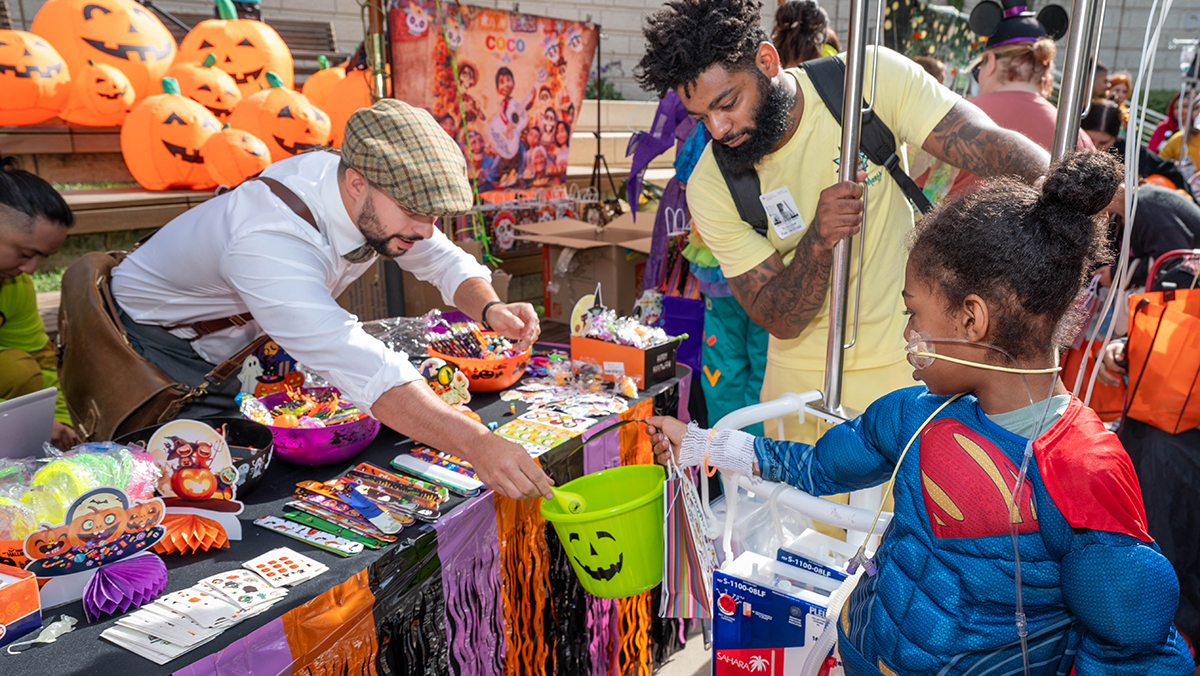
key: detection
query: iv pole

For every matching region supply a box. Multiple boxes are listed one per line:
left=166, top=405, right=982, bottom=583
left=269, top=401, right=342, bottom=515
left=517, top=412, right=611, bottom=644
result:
left=1051, top=0, right=1106, bottom=159
left=817, top=0, right=870, bottom=421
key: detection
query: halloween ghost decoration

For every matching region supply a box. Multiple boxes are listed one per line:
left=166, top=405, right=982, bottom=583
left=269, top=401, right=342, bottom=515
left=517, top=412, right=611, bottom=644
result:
left=60, top=59, right=134, bottom=126
left=0, top=29, right=71, bottom=126
left=161, top=53, right=242, bottom=119
left=203, top=123, right=270, bottom=187
left=31, top=0, right=177, bottom=101
left=227, top=71, right=331, bottom=162
left=177, top=0, right=293, bottom=98
left=121, top=77, right=221, bottom=190
left=299, top=54, right=345, bottom=110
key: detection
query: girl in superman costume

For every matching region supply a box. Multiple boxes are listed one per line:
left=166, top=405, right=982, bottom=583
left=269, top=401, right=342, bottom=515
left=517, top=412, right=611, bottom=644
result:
left=649, top=153, right=1194, bottom=675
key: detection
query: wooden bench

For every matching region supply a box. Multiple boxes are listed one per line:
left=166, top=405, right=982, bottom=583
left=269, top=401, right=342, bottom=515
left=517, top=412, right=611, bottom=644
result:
left=162, top=13, right=350, bottom=84
left=0, top=1, right=13, bottom=30
left=62, top=187, right=214, bottom=235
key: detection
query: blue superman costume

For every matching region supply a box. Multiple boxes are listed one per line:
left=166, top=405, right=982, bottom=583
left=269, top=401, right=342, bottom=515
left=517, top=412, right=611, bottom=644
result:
left=752, top=386, right=1193, bottom=675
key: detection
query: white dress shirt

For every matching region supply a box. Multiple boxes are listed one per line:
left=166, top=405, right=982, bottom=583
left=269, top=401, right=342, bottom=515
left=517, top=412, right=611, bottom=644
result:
left=111, top=151, right=491, bottom=414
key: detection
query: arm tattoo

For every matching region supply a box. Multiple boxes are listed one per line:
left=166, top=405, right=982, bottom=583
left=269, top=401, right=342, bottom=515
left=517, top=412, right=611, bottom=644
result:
left=922, top=100, right=1050, bottom=184
left=727, top=227, right=834, bottom=340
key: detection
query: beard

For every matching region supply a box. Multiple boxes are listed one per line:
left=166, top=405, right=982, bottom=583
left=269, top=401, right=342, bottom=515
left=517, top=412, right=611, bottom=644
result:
left=717, top=71, right=795, bottom=173
left=356, top=192, right=423, bottom=259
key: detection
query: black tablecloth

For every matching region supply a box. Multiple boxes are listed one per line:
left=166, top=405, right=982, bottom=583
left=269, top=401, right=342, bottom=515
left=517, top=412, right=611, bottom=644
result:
left=4, top=363, right=686, bottom=675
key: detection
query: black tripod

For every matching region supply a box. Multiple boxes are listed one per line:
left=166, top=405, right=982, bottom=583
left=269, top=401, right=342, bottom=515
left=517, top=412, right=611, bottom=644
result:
left=588, top=29, right=624, bottom=223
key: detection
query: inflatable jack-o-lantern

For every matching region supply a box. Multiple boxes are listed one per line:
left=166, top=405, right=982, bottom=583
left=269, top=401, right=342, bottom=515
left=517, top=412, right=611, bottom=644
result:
left=0, top=30, right=71, bottom=126
left=121, top=77, right=221, bottom=190
left=324, top=68, right=376, bottom=148
left=300, top=55, right=345, bottom=110
left=31, top=0, right=176, bottom=101
left=60, top=59, right=134, bottom=126
left=228, top=71, right=330, bottom=163
left=162, top=53, right=242, bottom=119
left=177, top=0, right=293, bottom=98
left=203, top=123, right=270, bottom=186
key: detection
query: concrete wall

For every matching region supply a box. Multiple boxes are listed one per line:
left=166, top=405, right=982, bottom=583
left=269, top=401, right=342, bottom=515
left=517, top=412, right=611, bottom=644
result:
left=10, top=0, right=1198, bottom=98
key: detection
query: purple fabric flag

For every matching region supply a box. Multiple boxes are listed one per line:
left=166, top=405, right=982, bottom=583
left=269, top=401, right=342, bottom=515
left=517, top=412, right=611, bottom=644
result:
left=625, top=91, right=688, bottom=216
left=434, top=493, right=506, bottom=676
left=173, top=617, right=293, bottom=676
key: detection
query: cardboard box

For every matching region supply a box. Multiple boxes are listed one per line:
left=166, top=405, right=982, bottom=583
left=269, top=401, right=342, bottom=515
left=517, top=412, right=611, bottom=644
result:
left=0, top=564, right=41, bottom=649
left=570, top=335, right=679, bottom=390
left=516, top=213, right=654, bottom=324
left=713, top=552, right=842, bottom=676
left=398, top=238, right=511, bottom=317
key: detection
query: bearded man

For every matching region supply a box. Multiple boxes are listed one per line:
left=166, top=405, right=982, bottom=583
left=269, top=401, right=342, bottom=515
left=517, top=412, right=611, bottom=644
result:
left=637, top=0, right=1051, bottom=443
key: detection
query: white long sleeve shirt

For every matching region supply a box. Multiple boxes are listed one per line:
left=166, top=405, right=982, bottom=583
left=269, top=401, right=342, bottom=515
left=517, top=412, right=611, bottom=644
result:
left=111, top=151, right=491, bottom=413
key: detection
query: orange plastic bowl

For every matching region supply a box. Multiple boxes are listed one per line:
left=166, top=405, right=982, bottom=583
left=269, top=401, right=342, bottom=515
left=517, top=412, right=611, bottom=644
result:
left=427, top=343, right=532, bottom=392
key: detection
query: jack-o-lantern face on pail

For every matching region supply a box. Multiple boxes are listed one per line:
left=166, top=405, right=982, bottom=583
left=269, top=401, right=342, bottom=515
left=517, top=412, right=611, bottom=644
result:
left=177, top=1, right=293, bottom=98
left=121, top=77, right=222, bottom=190
left=60, top=59, right=134, bottom=126
left=227, top=72, right=331, bottom=163
left=568, top=529, right=623, bottom=582
left=163, top=53, right=242, bottom=119
left=0, top=30, right=71, bottom=126
left=31, top=0, right=176, bottom=101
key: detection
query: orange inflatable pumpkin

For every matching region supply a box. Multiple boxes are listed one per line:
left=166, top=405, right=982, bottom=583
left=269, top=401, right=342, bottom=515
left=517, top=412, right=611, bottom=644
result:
left=0, top=30, right=71, bottom=126
left=162, top=54, right=241, bottom=119
left=176, top=0, right=293, bottom=98
left=1143, top=174, right=1176, bottom=189
left=324, top=69, right=375, bottom=148
left=121, top=77, right=221, bottom=190
left=203, top=124, right=270, bottom=186
left=228, top=71, right=331, bottom=162
left=31, top=0, right=176, bottom=102
left=60, top=59, right=134, bottom=126
left=299, top=55, right=345, bottom=110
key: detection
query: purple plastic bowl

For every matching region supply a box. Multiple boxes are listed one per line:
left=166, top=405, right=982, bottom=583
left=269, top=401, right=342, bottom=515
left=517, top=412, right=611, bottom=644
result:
left=255, top=387, right=381, bottom=466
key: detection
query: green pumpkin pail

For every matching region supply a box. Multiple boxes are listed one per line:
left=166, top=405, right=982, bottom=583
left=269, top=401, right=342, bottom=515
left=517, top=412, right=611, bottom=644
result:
left=540, top=464, right=665, bottom=599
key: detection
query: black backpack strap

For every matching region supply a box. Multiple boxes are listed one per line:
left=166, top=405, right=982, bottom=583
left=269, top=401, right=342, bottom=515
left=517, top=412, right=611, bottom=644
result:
left=800, top=56, right=933, bottom=214
left=710, top=142, right=771, bottom=237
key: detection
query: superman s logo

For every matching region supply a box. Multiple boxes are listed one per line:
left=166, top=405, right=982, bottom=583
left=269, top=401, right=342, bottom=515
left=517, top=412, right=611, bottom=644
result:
left=919, top=419, right=1038, bottom=539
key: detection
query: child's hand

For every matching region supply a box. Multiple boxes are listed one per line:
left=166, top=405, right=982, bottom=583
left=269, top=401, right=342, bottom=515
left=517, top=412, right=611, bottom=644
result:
left=645, top=416, right=687, bottom=465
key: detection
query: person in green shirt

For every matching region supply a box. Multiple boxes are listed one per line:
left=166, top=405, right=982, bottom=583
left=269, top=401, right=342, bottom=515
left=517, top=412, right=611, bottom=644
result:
left=0, top=156, right=76, bottom=450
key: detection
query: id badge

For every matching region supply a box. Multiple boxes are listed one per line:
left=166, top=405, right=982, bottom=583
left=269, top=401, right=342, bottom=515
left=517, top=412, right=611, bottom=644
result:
left=758, top=186, right=806, bottom=240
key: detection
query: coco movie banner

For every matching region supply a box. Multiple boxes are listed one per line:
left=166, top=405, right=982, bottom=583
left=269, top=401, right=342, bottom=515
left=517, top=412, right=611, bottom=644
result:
left=390, top=2, right=598, bottom=197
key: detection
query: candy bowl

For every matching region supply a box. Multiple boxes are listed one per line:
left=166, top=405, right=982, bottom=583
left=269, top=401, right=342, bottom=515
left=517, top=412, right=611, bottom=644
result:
left=254, top=387, right=381, bottom=466
left=427, top=345, right=532, bottom=392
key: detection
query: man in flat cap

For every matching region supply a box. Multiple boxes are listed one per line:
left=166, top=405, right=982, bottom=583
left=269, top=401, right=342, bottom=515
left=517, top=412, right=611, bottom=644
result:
left=105, top=99, right=552, bottom=500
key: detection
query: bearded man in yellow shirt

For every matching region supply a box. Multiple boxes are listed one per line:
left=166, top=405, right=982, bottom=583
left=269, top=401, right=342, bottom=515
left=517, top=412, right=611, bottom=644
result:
left=637, top=0, right=1052, bottom=444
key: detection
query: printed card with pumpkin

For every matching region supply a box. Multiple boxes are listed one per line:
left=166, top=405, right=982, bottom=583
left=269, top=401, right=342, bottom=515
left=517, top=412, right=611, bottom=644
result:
left=145, top=420, right=244, bottom=513
left=22, top=487, right=166, bottom=577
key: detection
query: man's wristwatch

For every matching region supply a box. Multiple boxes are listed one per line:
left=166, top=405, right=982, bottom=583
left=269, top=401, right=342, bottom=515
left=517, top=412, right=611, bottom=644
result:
left=480, top=301, right=504, bottom=331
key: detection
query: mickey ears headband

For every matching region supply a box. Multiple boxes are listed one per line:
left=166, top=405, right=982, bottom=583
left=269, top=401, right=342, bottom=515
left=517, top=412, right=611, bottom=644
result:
left=969, top=0, right=1069, bottom=47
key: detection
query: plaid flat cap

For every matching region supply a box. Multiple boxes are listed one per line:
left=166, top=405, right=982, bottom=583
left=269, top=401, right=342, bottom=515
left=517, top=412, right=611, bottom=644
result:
left=343, top=98, right=473, bottom=217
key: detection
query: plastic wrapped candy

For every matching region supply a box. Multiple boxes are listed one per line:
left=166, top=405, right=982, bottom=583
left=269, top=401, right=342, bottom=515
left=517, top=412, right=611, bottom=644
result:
left=237, top=392, right=274, bottom=425
left=580, top=308, right=671, bottom=349
left=297, top=416, right=326, bottom=429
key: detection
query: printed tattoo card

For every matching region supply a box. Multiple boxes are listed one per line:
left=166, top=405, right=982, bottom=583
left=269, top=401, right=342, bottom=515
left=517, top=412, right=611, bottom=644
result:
left=201, top=569, right=287, bottom=608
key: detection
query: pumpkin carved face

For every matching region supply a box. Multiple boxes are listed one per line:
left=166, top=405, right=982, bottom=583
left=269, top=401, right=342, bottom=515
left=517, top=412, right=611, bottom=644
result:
left=228, top=74, right=330, bottom=162
left=31, top=0, right=177, bottom=100
left=121, top=77, right=221, bottom=190
left=202, top=126, right=270, bottom=187
left=163, top=54, right=242, bottom=118
left=0, top=30, right=72, bottom=126
left=568, top=530, right=623, bottom=582
left=177, top=18, right=293, bottom=98
left=60, top=59, right=134, bottom=126
left=24, top=525, right=72, bottom=560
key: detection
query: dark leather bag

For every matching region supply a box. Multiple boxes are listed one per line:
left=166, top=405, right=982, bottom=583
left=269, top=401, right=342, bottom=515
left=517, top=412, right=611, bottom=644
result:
left=58, top=177, right=314, bottom=441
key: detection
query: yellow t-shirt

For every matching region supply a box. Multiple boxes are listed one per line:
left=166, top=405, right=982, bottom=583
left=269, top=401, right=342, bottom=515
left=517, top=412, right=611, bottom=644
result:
left=688, top=46, right=960, bottom=372
left=1158, top=131, right=1200, bottom=169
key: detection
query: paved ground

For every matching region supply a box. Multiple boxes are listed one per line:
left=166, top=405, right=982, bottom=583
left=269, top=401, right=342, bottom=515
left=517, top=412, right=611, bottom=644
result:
left=657, top=627, right=711, bottom=676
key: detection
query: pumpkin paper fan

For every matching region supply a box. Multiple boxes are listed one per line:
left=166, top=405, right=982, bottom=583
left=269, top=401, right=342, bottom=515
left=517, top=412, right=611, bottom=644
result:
left=152, top=513, right=229, bottom=555
left=83, top=553, right=168, bottom=622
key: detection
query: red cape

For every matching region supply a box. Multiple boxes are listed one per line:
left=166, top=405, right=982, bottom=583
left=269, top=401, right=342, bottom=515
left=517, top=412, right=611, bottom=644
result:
left=1034, top=398, right=1152, bottom=542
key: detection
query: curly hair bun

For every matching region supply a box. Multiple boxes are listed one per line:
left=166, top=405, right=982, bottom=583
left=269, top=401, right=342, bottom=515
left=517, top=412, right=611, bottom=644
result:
left=1040, top=151, right=1122, bottom=217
